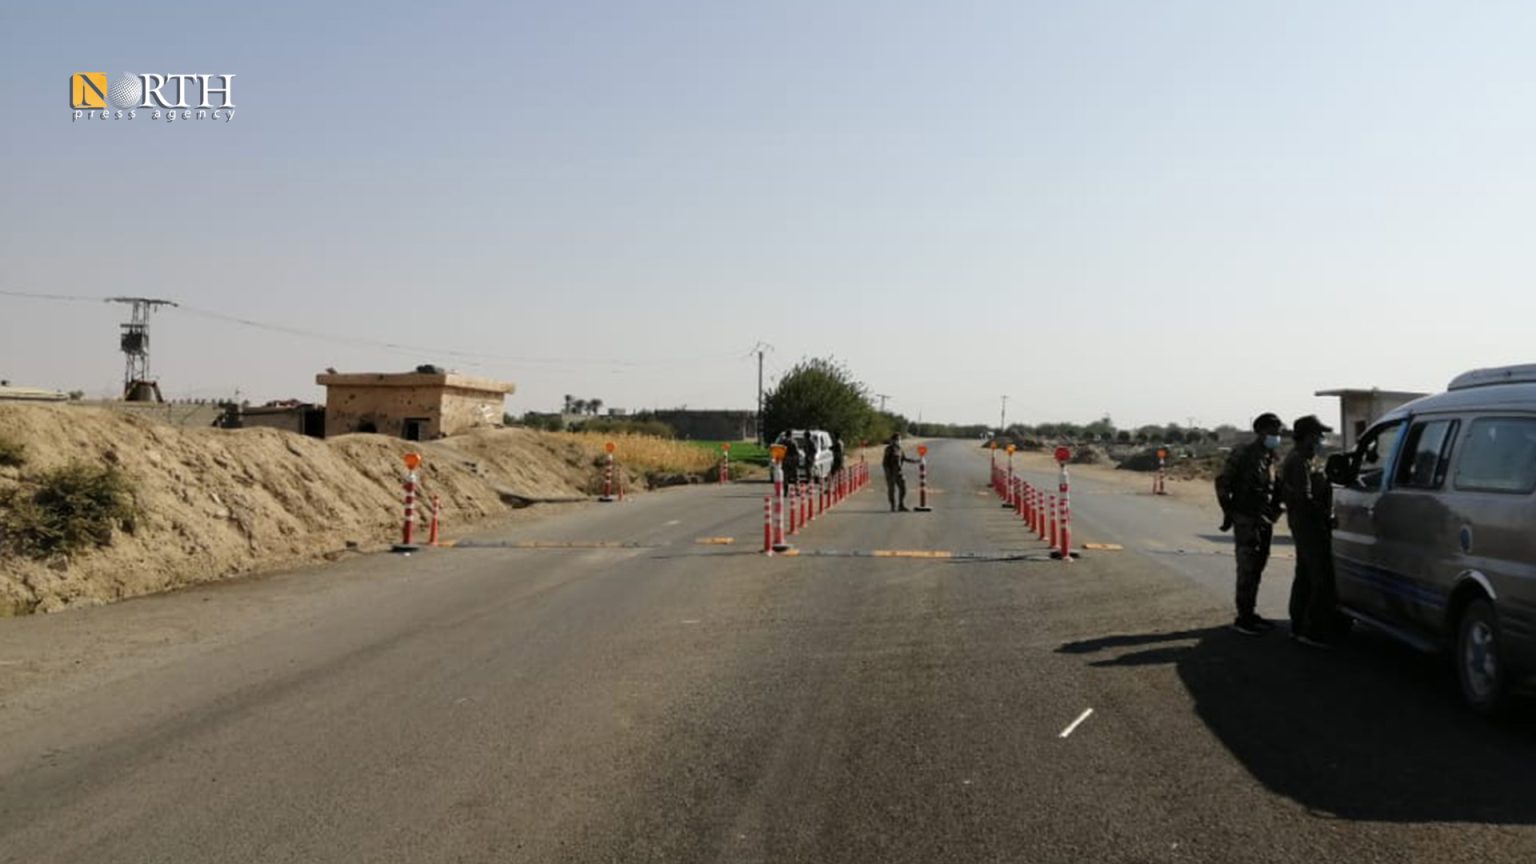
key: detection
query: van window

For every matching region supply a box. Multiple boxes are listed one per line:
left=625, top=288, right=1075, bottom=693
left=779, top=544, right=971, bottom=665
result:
left=1355, top=421, right=1405, bottom=492
left=1393, top=419, right=1458, bottom=490
left=1453, top=418, right=1536, bottom=494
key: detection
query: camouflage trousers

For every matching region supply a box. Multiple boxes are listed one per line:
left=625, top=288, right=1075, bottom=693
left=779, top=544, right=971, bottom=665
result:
left=885, top=472, right=906, bottom=510
left=1232, top=516, right=1273, bottom=617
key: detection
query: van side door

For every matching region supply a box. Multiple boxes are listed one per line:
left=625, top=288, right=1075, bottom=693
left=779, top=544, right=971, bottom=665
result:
left=1445, top=416, right=1536, bottom=660
left=1372, top=417, right=1461, bottom=634
left=1332, top=419, right=1407, bottom=621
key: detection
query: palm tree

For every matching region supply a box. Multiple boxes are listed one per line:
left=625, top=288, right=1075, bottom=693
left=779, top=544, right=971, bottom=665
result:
left=590, top=398, right=604, bottom=416
left=563, top=394, right=574, bottom=414
left=571, top=399, right=588, bottom=415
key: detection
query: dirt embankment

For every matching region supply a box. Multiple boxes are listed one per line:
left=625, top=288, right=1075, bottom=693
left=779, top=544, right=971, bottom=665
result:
left=0, top=405, right=711, bottom=616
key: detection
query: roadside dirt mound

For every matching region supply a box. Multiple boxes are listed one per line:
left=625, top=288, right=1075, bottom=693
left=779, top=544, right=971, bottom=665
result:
left=0, top=405, right=661, bottom=615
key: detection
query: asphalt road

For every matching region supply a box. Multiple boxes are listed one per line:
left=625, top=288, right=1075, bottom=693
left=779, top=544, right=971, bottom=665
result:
left=3, top=438, right=1535, bottom=863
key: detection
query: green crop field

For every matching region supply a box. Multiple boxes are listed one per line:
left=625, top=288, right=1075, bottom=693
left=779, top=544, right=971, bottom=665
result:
left=688, top=440, right=771, bottom=466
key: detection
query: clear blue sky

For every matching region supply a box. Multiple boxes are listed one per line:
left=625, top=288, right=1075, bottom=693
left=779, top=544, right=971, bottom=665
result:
left=3, top=1, right=1535, bottom=429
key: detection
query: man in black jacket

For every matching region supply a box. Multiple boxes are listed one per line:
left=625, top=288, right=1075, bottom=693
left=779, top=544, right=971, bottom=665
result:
left=1282, top=414, right=1344, bottom=648
left=780, top=436, right=801, bottom=486
left=1215, top=412, right=1285, bottom=636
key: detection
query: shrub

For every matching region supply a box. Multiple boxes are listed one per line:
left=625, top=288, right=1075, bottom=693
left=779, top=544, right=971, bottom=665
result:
left=0, top=434, right=24, bottom=468
left=521, top=412, right=565, bottom=432
left=570, top=418, right=675, bottom=438
left=1071, top=446, right=1105, bottom=465
left=0, top=462, right=137, bottom=559
left=1116, top=450, right=1156, bottom=472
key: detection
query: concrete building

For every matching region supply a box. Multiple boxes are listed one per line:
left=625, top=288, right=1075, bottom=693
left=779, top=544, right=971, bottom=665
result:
left=215, top=401, right=326, bottom=437
left=316, top=371, right=515, bottom=440
left=0, top=385, right=67, bottom=403
left=1315, top=388, right=1429, bottom=451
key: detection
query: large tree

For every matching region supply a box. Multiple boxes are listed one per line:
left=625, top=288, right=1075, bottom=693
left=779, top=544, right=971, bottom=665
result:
left=762, top=357, right=878, bottom=445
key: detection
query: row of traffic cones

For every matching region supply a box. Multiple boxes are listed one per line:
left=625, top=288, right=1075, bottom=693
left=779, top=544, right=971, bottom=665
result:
left=765, top=461, right=872, bottom=555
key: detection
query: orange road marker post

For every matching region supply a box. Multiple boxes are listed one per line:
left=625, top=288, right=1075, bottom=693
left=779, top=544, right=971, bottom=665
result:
left=393, top=452, right=423, bottom=553
left=599, top=442, right=617, bottom=503
left=1002, top=444, right=1017, bottom=509
left=914, top=445, right=932, bottom=512
left=1054, top=446, right=1074, bottom=561
left=770, top=444, right=793, bottom=553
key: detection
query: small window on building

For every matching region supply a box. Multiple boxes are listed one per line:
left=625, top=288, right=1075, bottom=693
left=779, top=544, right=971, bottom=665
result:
left=1454, top=418, right=1536, bottom=494
left=1393, top=419, right=1458, bottom=490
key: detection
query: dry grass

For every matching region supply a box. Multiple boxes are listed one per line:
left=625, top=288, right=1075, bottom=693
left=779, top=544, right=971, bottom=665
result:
left=0, top=433, right=24, bottom=468
left=554, top=432, right=718, bottom=474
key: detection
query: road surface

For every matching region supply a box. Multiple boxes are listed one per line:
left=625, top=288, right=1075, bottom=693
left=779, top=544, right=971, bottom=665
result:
left=2, top=439, right=1534, bottom=863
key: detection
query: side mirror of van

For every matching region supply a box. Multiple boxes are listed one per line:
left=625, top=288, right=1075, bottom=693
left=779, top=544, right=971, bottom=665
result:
left=1325, top=453, right=1357, bottom=486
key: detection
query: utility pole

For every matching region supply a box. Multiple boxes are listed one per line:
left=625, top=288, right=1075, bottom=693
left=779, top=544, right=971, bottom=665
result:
left=107, top=297, right=178, bottom=402
left=1000, top=395, right=1009, bottom=434
left=876, top=394, right=891, bottom=413
left=752, top=341, right=773, bottom=445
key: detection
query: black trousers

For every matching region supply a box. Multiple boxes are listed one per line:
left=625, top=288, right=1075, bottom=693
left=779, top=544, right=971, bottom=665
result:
left=885, top=472, right=906, bottom=509
left=1289, top=522, right=1341, bottom=639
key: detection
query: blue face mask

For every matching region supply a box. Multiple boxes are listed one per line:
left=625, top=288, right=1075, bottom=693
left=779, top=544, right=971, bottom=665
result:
left=1264, top=435, right=1282, bottom=450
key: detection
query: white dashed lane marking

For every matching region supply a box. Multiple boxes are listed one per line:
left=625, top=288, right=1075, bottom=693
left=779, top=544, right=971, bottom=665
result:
left=1059, top=708, right=1095, bottom=739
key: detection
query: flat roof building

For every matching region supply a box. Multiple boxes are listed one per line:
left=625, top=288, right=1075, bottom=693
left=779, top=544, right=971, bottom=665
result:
left=316, top=370, right=515, bottom=441
left=0, top=385, right=67, bottom=403
left=1315, top=388, right=1429, bottom=451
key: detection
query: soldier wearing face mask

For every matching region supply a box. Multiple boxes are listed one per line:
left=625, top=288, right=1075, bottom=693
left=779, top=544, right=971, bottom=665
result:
left=1216, top=412, right=1285, bottom=636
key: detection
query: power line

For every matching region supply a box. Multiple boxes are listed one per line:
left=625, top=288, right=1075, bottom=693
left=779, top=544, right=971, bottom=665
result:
left=0, top=288, right=104, bottom=302
left=2, top=288, right=747, bottom=371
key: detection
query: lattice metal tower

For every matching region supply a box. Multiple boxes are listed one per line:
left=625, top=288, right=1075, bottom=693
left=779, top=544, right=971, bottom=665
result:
left=107, top=297, right=178, bottom=402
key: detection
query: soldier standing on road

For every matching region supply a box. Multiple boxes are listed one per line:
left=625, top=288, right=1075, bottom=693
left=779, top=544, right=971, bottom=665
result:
left=1282, top=415, right=1345, bottom=648
left=882, top=433, right=919, bottom=512
left=781, top=435, right=802, bottom=486
left=1216, top=412, right=1285, bottom=636
left=831, top=437, right=845, bottom=476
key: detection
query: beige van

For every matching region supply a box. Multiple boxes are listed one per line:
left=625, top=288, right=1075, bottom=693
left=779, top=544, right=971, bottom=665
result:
left=1328, top=364, right=1536, bottom=713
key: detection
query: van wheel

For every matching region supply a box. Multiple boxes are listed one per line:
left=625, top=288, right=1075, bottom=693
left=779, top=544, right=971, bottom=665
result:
left=1456, top=597, right=1508, bottom=715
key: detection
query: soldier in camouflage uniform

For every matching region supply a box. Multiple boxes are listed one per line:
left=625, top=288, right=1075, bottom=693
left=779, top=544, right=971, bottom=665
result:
left=882, top=433, right=918, bottom=512
left=1216, top=412, right=1285, bottom=635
